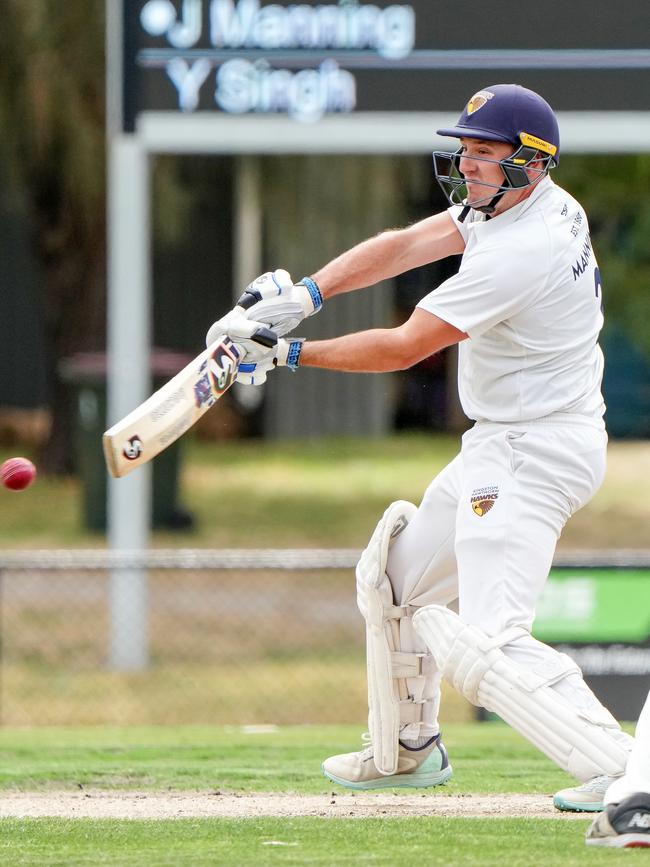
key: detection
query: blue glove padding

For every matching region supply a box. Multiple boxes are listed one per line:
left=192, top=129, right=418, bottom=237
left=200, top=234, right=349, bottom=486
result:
left=237, top=357, right=276, bottom=386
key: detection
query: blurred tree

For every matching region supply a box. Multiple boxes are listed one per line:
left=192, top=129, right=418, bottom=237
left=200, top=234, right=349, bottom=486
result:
left=0, top=1, right=106, bottom=473
left=555, top=155, right=650, bottom=359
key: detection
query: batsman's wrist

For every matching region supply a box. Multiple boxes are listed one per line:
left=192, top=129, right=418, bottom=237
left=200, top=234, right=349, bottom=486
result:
left=275, top=338, right=304, bottom=370
left=298, top=277, right=323, bottom=314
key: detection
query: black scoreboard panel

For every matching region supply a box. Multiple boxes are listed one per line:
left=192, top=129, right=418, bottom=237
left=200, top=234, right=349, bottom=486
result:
left=355, top=70, right=650, bottom=112
left=122, top=0, right=650, bottom=129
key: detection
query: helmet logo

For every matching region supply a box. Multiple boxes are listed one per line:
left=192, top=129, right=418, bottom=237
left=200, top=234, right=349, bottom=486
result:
left=519, top=131, right=558, bottom=157
left=467, top=90, right=494, bottom=115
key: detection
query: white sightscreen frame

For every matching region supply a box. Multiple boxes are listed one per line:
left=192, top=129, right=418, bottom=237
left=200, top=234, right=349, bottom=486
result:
left=136, top=111, right=650, bottom=154
left=106, top=109, right=650, bottom=669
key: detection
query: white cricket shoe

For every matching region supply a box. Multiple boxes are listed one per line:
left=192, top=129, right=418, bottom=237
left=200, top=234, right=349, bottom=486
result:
left=586, top=793, right=650, bottom=847
left=322, top=733, right=452, bottom=791
left=554, top=774, right=620, bottom=812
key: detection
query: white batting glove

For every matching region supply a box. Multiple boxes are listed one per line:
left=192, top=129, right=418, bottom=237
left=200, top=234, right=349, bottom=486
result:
left=207, top=307, right=306, bottom=386
left=237, top=337, right=304, bottom=385
left=237, top=357, right=276, bottom=386
left=235, top=269, right=322, bottom=337
left=209, top=314, right=277, bottom=386
left=273, top=337, right=305, bottom=370
left=237, top=336, right=305, bottom=386
left=206, top=270, right=317, bottom=349
left=206, top=308, right=256, bottom=349
left=206, top=269, right=319, bottom=373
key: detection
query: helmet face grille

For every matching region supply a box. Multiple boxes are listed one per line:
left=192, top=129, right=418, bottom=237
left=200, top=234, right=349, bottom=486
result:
left=432, top=149, right=505, bottom=210
left=432, top=145, right=554, bottom=213
left=500, top=146, right=554, bottom=189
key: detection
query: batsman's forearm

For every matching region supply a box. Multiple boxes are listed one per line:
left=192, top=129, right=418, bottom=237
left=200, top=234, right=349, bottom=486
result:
left=311, top=213, right=464, bottom=300
left=299, top=330, right=417, bottom=373
left=311, top=230, right=415, bottom=300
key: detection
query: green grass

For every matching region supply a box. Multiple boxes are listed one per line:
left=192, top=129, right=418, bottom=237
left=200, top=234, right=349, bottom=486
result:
left=0, top=435, right=458, bottom=548
left=2, top=435, right=650, bottom=548
left=0, top=816, right=628, bottom=867
left=0, top=723, right=640, bottom=866
left=1, top=659, right=378, bottom=727
left=0, top=722, right=621, bottom=795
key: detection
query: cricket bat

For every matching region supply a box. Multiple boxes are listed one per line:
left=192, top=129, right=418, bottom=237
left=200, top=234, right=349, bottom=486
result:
left=103, top=335, right=241, bottom=478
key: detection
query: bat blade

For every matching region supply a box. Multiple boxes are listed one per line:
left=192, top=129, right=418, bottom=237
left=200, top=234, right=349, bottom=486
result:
left=103, top=335, right=240, bottom=478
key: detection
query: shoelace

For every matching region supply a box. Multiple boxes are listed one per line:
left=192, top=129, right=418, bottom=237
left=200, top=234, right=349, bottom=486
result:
left=578, top=775, right=615, bottom=792
left=359, top=732, right=374, bottom=758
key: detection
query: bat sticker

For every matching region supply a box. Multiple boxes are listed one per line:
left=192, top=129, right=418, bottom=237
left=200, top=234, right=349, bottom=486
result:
left=122, top=435, right=143, bottom=461
left=194, top=372, right=216, bottom=409
left=208, top=342, right=239, bottom=393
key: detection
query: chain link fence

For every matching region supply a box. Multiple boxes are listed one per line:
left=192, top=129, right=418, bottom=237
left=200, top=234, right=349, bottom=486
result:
left=0, top=549, right=368, bottom=726
left=1, top=549, right=647, bottom=726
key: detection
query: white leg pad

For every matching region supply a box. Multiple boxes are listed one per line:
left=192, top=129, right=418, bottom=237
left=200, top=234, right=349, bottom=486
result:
left=357, top=500, right=437, bottom=775
left=412, top=604, right=630, bottom=782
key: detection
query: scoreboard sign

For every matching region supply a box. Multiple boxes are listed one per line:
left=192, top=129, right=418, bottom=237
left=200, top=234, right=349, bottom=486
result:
left=534, top=568, right=650, bottom=721
left=122, top=0, right=650, bottom=129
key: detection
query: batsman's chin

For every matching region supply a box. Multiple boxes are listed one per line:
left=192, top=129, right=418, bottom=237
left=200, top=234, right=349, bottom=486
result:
left=464, top=186, right=492, bottom=209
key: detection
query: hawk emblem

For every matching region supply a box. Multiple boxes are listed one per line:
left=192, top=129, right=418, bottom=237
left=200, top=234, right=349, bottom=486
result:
left=470, top=486, right=499, bottom=517
left=467, top=90, right=494, bottom=115
left=472, top=499, right=494, bottom=517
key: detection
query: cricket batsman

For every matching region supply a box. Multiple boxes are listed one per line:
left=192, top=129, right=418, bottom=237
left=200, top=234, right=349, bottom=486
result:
left=208, top=84, right=633, bottom=812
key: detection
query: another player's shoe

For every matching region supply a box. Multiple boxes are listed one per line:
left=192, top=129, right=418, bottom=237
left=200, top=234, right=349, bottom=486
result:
left=586, top=793, right=650, bottom=848
left=553, top=774, right=620, bottom=812
left=322, top=733, right=452, bottom=790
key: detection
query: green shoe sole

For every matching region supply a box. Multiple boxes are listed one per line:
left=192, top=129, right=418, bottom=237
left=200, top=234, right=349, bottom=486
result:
left=553, top=796, right=604, bottom=813
left=321, top=763, right=453, bottom=791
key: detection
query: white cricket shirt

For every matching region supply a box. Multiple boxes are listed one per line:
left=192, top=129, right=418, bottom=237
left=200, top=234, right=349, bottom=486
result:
left=418, top=177, right=605, bottom=423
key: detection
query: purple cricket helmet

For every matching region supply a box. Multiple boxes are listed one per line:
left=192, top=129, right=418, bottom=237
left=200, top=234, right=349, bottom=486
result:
left=437, top=84, right=560, bottom=163
left=433, top=84, right=560, bottom=217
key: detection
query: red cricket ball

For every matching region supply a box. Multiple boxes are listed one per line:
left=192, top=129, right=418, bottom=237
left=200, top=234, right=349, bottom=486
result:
left=1, top=457, right=37, bottom=491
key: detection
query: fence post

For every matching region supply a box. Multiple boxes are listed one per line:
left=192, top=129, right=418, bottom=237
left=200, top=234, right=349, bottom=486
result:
left=106, top=134, right=151, bottom=671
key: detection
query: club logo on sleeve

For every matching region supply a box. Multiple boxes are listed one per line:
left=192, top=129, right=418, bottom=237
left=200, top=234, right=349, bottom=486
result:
left=471, top=485, right=499, bottom=516
left=467, top=90, right=494, bottom=114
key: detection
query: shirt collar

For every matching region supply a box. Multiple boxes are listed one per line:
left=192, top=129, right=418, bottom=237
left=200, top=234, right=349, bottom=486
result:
left=492, top=175, right=553, bottom=224
left=468, top=175, right=554, bottom=231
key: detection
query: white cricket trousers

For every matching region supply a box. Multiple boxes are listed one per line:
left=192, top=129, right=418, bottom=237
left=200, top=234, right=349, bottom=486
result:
left=605, top=691, right=650, bottom=804
left=387, top=416, right=613, bottom=735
